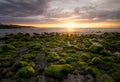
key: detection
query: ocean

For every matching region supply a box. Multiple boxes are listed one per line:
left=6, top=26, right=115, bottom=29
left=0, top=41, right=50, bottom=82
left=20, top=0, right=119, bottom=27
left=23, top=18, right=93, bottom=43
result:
left=0, top=28, right=120, bottom=35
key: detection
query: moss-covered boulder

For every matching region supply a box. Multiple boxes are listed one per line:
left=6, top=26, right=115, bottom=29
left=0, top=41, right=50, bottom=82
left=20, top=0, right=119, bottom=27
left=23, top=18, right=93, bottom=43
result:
left=13, top=61, right=29, bottom=70
left=45, top=64, right=73, bottom=79
left=80, top=53, right=91, bottom=61
left=59, top=59, right=66, bottom=64
left=46, top=52, right=60, bottom=62
left=1, top=44, right=16, bottom=51
left=89, top=44, right=104, bottom=53
left=17, top=66, right=35, bottom=78
left=22, top=54, right=36, bottom=60
left=91, top=57, right=103, bottom=65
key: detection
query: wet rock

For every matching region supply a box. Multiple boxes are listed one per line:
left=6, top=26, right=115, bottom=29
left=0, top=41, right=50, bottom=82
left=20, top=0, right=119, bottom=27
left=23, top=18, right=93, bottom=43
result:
left=15, top=47, right=27, bottom=60
left=85, top=74, right=94, bottom=82
left=0, top=42, right=4, bottom=46
left=36, top=53, right=47, bottom=71
left=51, top=47, right=63, bottom=52
left=37, top=75, right=45, bottom=82
left=62, top=74, right=85, bottom=82
left=67, top=41, right=71, bottom=47
left=62, top=68, right=94, bottom=82
left=16, top=47, right=26, bottom=54
left=114, top=51, right=120, bottom=56
left=36, top=53, right=47, bottom=82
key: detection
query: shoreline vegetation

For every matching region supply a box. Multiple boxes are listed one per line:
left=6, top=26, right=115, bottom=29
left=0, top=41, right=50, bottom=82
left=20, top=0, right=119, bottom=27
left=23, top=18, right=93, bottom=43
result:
left=0, top=32, right=120, bottom=82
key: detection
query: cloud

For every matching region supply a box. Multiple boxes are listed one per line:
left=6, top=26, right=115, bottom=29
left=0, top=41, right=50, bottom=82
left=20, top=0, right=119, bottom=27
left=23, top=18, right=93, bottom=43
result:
left=0, top=0, right=119, bottom=24
left=89, top=10, right=120, bottom=20
left=0, top=0, right=50, bottom=17
left=0, top=15, right=60, bottom=24
left=45, top=8, right=74, bottom=18
left=73, top=4, right=120, bottom=22
left=90, top=0, right=120, bottom=9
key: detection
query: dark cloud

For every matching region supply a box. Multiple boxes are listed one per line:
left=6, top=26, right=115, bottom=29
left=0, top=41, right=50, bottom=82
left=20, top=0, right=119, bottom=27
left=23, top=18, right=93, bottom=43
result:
left=45, top=8, right=73, bottom=18
left=0, top=16, right=60, bottom=24
left=74, top=6, right=120, bottom=22
left=74, top=6, right=95, bottom=15
left=0, top=16, right=40, bottom=24
left=88, top=10, right=120, bottom=20
left=0, top=0, right=49, bottom=17
left=0, top=0, right=119, bottom=24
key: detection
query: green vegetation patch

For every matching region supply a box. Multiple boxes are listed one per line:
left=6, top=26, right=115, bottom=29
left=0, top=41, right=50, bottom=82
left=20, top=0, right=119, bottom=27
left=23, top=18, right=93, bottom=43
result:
left=13, top=61, right=29, bottom=71
left=17, top=66, right=35, bottom=78
left=22, top=54, right=36, bottom=60
left=59, top=59, right=66, bottom=64
left=0, top=32, right=120, bottom=82
left=89, top=44, right=104, bottom=53
left=46, top=52, right=60, bottom=62
left=45, top=64, right=73, bottom=79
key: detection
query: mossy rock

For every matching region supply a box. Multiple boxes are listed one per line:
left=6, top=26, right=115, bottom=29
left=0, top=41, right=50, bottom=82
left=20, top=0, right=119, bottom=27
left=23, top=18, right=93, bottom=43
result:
left=17, top=66, right=35, bottom=78
left=99, top=74, right=115, bottom=82
left=5, top=72, right=14, bottom=78
left=1, top=44, right=16, bottom=52
left=97, top=62, right=113, bottom=71
left=85, top=67, right=103, bottom=78
left=45, top=64, right=73, bottom=79
left=59, top=59, right=66, bottom=64
left=80, top=53, right=91, bottom=61
left=91, top=57, right=103, bottom=65
left=0, top=68, right=3, bottom=79
left=85, top=67, right=115, bottom=82
left=100, top=50, right=112, bottom=56
left=65, top=57, right=76, bottom=63
left=111, top=71, right=120, bottom=81
left=89, top=44, right=104, bottom=53
left=22, top=54, right=36, bottom=60
left=64, top=48, right=77, bottom=53
left=13, top=61, right=29, bottom=70
left=46, top=52, right=60, bottom=62
left=72, top=45, right=80, bottom=50
left=77, top=61, right=88, bottom=68
left=29, top=62, right=36, bottom=68
left=20, top=77, right=37, bottom=82
left=83, top=39, right=92, bottom=48
left=103, top=56, right=115, bottom=62
left=78, top=61, right=87, bottom=67
left=1, top=61, right=13, bottom=67
left=28, top=43, right=41, bottom=50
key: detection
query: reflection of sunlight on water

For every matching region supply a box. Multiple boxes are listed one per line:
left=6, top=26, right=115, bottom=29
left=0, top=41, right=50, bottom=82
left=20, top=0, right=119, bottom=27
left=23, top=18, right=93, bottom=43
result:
left=65, top=22, right=75, bottom=32
left=68, top=28, right=72, bottom=32
left=67, top=27, right=75, bottom=32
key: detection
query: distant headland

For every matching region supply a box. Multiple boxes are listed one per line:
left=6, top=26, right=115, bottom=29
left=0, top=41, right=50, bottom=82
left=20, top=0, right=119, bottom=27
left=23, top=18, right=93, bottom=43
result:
left=0, top=24, right=33, bottom=29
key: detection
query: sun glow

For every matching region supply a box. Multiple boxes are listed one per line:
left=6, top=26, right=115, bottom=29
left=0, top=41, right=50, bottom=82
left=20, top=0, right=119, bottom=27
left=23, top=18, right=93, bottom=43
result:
left=65, top=22, right=75, bottom=32
left=17, top=21, right=120, bottom=28
left=66, top=22, right=75, bottom=28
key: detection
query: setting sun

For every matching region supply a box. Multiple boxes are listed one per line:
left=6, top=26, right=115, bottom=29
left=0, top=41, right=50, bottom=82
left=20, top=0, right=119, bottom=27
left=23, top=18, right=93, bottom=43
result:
left=64, top=22, right=75, bottom=32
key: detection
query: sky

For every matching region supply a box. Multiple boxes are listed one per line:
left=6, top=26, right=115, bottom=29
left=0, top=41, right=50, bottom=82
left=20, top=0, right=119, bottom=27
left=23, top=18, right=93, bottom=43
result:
left=0, top=0, right=120, bottom=28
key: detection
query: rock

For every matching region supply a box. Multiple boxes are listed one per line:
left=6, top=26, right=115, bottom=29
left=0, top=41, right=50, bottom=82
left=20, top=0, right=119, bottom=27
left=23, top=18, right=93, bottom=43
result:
left=51, top=47, right=63, bottom=52
left=62, top=74, right=85, bottom=82
left=67, top=41, right=71, bottom=47
left=37, top=75, right=45, bottom=82
left=85, top=74, right=94, bottom=82
left=36, top=53, right=47, bottom=82
left=114, top=51, right=120, bottom=56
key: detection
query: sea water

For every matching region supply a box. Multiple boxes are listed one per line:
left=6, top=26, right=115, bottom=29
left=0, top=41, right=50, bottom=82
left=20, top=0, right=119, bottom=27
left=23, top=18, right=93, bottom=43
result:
left=0, top=28, right=120, bottom=35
